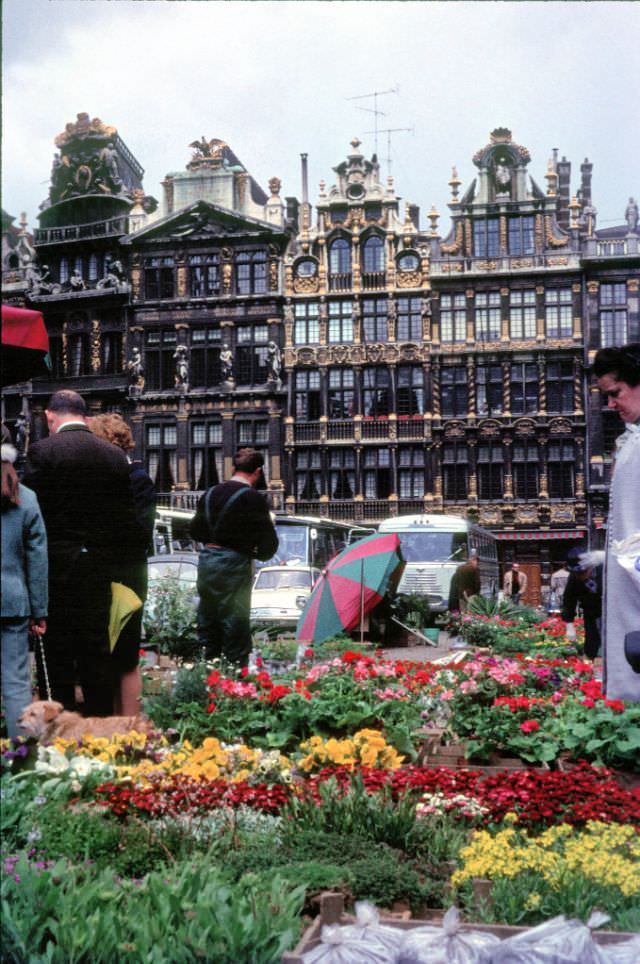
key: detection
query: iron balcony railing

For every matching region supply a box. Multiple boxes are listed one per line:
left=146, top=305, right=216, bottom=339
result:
left=35, top=215, right=130, bottom=245
left=328, top=272, right=353, bottom=291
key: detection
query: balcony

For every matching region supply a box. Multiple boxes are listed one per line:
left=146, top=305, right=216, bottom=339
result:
left=361, top=418, right=392, bottom=440
left=397, top=417, right=425, bottom=439
left=361, top=271, right=386, bottom=291
left=34, top=215, right=131, bottom=246
left=328, top=272, right=352, bottom=292
left=294, top=422, right=322, bottom=443
left=327, top=420, right=355, bottom=441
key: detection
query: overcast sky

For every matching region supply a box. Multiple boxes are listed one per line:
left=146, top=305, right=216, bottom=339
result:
left=3, top=0, right=639, bottom=235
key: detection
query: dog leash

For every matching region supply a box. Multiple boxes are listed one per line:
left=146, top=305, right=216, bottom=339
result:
left=35, top=632, right=53, bottom=702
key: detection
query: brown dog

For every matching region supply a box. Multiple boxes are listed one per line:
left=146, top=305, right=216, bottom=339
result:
left=18, top=700, right=153, bottom=743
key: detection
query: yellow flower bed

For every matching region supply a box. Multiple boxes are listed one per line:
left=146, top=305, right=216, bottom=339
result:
left=51, top=734, right=291, bottom=784
left=452, top=819, right=640, bottom=899
left=297, top=728, right=404, bottom=773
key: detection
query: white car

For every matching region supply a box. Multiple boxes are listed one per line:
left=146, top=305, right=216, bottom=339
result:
left=250, top=565, right=321, bottom=629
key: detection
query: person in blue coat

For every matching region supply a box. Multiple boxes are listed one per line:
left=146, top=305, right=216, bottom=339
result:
left=1, top=432, right=48, bottom=739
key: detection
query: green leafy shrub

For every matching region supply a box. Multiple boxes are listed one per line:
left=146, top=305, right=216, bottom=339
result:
left=143, top=574, right=200, bottom=663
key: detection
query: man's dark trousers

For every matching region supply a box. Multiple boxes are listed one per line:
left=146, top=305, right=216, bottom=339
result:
left=196, top=547, right=252, bottom=666
left=37, top=551, right=114, bottom=716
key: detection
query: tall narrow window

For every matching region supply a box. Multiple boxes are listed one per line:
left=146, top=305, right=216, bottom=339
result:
left=511, top=362, right=539, bottom=415
left=236, top=324, right=269, bottom=385
left=101, top=331, right=122, bottom=375
left=599, top=283, right=628, bottom=346
left=476, top=365, right=503, bottom=416
left=190, top=327, right=222, bottom=386
left=509, top=289, right=536, bottom=339
left=441, top=367, right=468, bottom=417
left=328, top=300, right=353, bottom=343
left=362, top=236, right=385, bottom=288
left=545, top=287, right=572, bottom=338
left=398, top=446, right=425, bottom=498
left=145, top=329, right=177, bottom=390
left=295, top=449, right=322, bottom=500
left=442, top=442, right=468, bottom=501
left=475, top=292, right=501, bottom=342
left=236, top=250, right=267, bottom=295
left=397, top=366, right=425, bottom=416
left=189, top=254, right=220, bottom=297
left=236, top=419, right=269, bottom=479
left=362, top=298, right=388, bottom=342
left=146, top=423, right=177, bottom=492
left=328, top=368, right=354, bottom=419
left=477, top=442, right=504, bottom=500
left=294, top=302, right=319, bottom=344
left=59, top=258, right=69, bottom=285
left=473, top=219, right=500, bottom=257
left=508, top=217, right=535, bottom=256
left=546, top=359, right=574, bottom=414
left=397, top=297, right=422, bottom=341
left=295, top=370, right=321, bottom=421
left=328, top=239, right=352, bottom=291
left=363, top=448, right=392, bottom=499
left=440, top=293, right=466, bottom=343
left=513, top=441, right=539, bottom=500
left=548, top=441, right=575, bottom=499
left=329, top=449, right=355, bottom=499
left=363, top=367, right=390, bottom=417
left=144, top=257, right=174, bottom=300
left=190, top=420, right=223, bottom=490
left=68, top=333, right=90, bottom=377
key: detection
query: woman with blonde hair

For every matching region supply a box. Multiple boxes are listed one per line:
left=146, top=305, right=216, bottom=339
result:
left=89, top=413, right=156, bottom=715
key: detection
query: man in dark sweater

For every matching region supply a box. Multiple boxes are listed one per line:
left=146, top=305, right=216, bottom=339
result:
left=190, top=448, right=278, bottom=666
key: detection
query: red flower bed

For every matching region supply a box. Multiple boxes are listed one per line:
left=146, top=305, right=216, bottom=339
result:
left=95, top=777, right=291, bottom=819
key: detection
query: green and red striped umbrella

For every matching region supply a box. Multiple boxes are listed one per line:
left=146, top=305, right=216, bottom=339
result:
left=296, top=532, right=404, bottom=643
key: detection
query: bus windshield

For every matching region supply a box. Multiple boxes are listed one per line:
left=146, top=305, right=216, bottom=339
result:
left=267, top=523, right=309, bottom=566
left=396, top=531, right=468, bottom=563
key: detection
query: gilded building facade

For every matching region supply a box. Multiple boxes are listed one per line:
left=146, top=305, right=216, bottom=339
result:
left=3, top=118, right=639, bottom=599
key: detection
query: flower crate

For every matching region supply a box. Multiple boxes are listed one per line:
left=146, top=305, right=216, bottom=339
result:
left=281, top=892, right=637, bottom=963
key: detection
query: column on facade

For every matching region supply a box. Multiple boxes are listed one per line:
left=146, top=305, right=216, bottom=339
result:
left=502, top=359, right=511, bottom=417
left=628, top=278, right=640, bottom=340
left=465, top=288, right=475, bottom=345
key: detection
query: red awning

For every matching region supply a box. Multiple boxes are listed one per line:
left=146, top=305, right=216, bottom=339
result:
left=495, top=530, right=586, bottom=541
left=1, top=304, right=50, bottom=387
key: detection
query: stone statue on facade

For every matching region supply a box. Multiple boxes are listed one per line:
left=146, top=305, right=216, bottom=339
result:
left=97, top=254, right=126, bottom=289
left=127, top=347, right=145, bottom=394
left=220, top=343, right=234, bottom=383
left=69, top=267, right=86, bottom=291
left=267, top=341, right=282, bottom=385
left=26, top=262, right=60, bottom=296
left=97, top=141, right=124, bottom=194
left=14, top=413, right=29, bottom=455
left=173, top=345, right=189, bottom=389
left=625, top=197, right=639, bottom=233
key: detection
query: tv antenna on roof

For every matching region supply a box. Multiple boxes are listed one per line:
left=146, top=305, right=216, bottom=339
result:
left=346, top=86, right=399, bottom=154
left=364, top=126, right=414, bottom=178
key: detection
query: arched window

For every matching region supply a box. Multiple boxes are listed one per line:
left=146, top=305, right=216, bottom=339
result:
left=362, top=236, right=385, bottom=273
left=329, top=239, right=351, bottom=291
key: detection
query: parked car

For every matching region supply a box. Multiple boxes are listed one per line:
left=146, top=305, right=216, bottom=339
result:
left=250, top=565, right=321, bottom=630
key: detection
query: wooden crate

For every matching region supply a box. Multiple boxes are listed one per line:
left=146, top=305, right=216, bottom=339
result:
left=282, top=892, right=636, bottom=962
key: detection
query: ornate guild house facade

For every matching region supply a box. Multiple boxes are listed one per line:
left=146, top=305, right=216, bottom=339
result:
left=2, top=119, right=639, bottom=601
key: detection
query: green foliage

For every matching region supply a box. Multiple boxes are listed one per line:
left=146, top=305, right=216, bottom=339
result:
left=467, top=595, right=539, bottom=624
left=391, top=593, right=432, bottom=631
left=143, top=663, right=211, bottom=740
left=1, top=852, right=305, bottom=963
left=143, top=574, right=200, bottom=663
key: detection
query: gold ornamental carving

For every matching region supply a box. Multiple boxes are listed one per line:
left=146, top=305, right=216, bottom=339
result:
left=91, top=320, right=101, bottom=373
left=269, top=259, right=279, bottom=292
left=293, top=276, right=320, bottom=294
left=477, top=261, right=498, bottom=270
left=548, top=417, right=573, bottom=435
left=439, top=263, right=463, bottom=273
left=297, top=347, right=317, bottom=365
left=399, top=343, right=421, bottom=361
left=515, top=506, right=539, bottom=524
left=285, top=423, right=294, bottom=445
left=441, top=223, right=463, bottom=255
left=464, top=220, right=473, bottom=255
left=500, top=216, right=507, bottom=254
left=627, top=279, right=639, bottom=293
left=546, top=257, right=569, bottom=267
left=586, top=280, right=600, bottom=295
left=535, top=214, right=544, bottom=250
left=332, top=345, right=349, bottom=364
left=131, top=267, right=141, bottom=301
left=349, top=345, right=366, bottom=365
left=316, top=347, right=330, bottom=366
left=513, top=418, right=536, bottom=436
left=222, top=261, right=233, bottom=294
left=176, top=264, right=187, bottom=298
left=478, top=418, right=502, bottom=437
left=397, top=270, right=423, bottom=288
left=544, top=217, right=569, bottom=249
left=550, top=505, right=575, bottom=523
left=62, top=323, right=68, bottom=374
left=512, top=259, right=534, bottom=269
left=443, top=420, right=466, bottom=438
left=55, top=113, right=117, bottom=148
left=479, top=507, right=501, bottom=525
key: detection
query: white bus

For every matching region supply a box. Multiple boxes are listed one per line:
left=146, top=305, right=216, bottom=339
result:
left=258, top=515, right=375, bottom=570
left=377, top=514, right=499, bottom=614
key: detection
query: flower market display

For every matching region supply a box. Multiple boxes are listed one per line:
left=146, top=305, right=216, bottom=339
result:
left=2, top=611, right=640, bottom=961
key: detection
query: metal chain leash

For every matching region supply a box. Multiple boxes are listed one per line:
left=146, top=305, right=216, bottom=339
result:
left=36, top=632, right=52, bottom=701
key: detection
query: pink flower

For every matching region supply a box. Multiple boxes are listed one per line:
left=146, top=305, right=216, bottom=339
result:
left=440, top=690, right=454, bottom=701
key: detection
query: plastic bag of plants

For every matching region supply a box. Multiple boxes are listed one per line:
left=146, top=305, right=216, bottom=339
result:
left=487, top=912, right=640, bottom=964
left=397, top=906, right=500, bottom=963
left=301, top=920, right=397, bottom=963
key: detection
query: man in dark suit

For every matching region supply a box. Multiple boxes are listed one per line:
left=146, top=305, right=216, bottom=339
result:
left=24, top=390, right=138, bottom=716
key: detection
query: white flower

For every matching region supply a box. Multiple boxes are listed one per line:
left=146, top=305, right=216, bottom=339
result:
left=35, top=747, right=69, bottom=774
